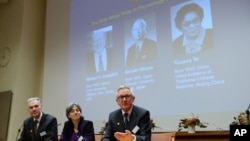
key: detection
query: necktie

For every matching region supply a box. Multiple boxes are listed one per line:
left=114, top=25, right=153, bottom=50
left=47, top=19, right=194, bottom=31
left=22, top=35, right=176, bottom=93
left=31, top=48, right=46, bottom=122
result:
left=99, top=55, right=103, bottom=72
left=34, top=120, right=38, bottom=135
left=124, top=113, right=129, bottom=129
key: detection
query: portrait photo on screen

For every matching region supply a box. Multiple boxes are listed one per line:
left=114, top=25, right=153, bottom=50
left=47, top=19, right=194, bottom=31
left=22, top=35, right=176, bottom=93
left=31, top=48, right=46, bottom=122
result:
left=171, top=0, right=213, bottom=56
left=124, top=14, right=158, bottom=67
left=86, top=26, right=113, bottom=74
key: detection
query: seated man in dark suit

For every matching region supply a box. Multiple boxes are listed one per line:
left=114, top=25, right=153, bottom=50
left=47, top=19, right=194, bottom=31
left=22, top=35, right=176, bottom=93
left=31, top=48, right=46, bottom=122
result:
left=18, top=97, right=58, bottom=141
left=102, top=85, right=151, bottom=141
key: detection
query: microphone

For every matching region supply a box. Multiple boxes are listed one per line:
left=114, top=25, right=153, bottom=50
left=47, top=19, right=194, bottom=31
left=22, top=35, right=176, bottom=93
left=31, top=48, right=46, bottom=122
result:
left=15, top=124, right=23, bottom=141
left=52, top=123, right=62, bottom=129
left=101, top=122, right=108, bottom=141
left=57, top=122, right=62, bottom=126
left=45, top=123, right=62, bottom=141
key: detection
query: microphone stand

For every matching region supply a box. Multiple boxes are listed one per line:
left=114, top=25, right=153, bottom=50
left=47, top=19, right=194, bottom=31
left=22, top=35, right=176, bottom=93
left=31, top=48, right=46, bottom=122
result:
left=246, top=104, right=250, bottom=124
left=45, top=123, right=62, bottom=141
left=15, top=124, right=23, bottom=141
left=101, top=122, right=108, bottom=141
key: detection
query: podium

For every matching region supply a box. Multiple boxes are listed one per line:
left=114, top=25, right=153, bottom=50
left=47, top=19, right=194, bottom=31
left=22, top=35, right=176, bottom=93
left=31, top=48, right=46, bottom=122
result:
left=175, top=131, right=229, bottom=141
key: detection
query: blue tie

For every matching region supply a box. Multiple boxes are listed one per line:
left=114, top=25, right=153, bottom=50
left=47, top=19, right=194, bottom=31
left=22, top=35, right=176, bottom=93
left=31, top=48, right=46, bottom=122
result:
left=124, top=113, right=129, bottom=129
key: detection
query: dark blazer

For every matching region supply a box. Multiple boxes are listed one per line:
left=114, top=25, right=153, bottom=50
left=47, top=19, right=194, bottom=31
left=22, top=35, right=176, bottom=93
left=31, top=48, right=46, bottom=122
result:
left=173, top=29, right=213, bottom=56
left=102, top=105, right=151, bottom=141
left=19, top=112, right=58, bottom=141
left=126, top=38, right=157, bottom=66
left=59, top=117, right=95, bottom=141
left=86, top=47, right=112, bottom=74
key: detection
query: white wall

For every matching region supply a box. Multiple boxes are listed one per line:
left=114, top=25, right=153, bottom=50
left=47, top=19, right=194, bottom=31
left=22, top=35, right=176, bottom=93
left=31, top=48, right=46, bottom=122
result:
left=0, top=0, right=45, bottom=140
left=42, top=0, right=70, bottom=133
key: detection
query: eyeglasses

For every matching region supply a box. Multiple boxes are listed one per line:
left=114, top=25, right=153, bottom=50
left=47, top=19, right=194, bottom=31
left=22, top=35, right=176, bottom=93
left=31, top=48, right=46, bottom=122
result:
left=117, top=95, right=132, bottom=100
left=182, top=17, right=201, bottom=28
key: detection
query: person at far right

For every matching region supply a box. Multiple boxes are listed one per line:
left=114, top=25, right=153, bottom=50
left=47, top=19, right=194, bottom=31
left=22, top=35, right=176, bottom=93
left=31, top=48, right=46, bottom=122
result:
left=102, top=85, right=151, bottom=141
left=173, top=3, right=213, bottom=55
left=59, top=103, right=95, bottom=141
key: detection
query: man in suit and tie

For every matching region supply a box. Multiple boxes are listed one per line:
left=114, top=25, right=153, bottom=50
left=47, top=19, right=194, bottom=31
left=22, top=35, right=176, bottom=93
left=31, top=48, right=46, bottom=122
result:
left=18, top=97, right=58, bottom=141
left=102, top=85, right=151, bottom=141
left=126, top=18, right=157, bottom=66
left=87, top=30, right=113, bottom=74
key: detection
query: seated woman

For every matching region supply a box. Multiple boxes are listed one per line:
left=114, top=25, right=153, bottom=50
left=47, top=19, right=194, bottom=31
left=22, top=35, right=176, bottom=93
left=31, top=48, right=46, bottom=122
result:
left=59, top=103, right=95, bottom=141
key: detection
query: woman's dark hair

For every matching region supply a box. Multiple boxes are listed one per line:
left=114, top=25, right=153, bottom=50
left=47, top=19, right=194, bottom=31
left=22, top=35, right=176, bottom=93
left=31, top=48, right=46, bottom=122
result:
left=175, top=3, right=204, bottom=30
left=65, top=102, right=82, bottom=119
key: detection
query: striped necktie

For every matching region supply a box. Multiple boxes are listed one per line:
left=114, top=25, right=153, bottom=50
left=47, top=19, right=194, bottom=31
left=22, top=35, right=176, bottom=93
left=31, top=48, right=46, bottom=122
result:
left=34, top=120, right=38, bottom=135
left=124, top=113, right=129, bottom=129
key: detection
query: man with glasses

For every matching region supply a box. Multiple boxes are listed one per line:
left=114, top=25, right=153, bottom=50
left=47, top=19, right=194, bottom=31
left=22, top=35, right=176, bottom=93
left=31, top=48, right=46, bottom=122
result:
left=173, top=2, right=213, bottom=55
left=102, top=85, right=151, bottom=141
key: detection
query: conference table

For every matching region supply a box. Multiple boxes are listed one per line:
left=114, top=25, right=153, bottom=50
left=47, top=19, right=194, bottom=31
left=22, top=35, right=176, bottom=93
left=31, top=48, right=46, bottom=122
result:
left=174, top=131, right=229, bottom=141
left=94, top=130, right=230, bottom=141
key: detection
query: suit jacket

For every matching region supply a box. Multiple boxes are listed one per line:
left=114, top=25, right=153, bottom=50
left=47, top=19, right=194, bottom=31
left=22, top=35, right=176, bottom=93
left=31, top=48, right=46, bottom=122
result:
left=19, top=112, right=58, bottom=141
left=86, top=47, right=112, bottom=74
left=59, top=117, right=95, bottom=141
left=102, top=105, right=151, bottom=141
left=126, top=38, right=157, bottom=66
left=173, top=29, right=213, bottom=56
